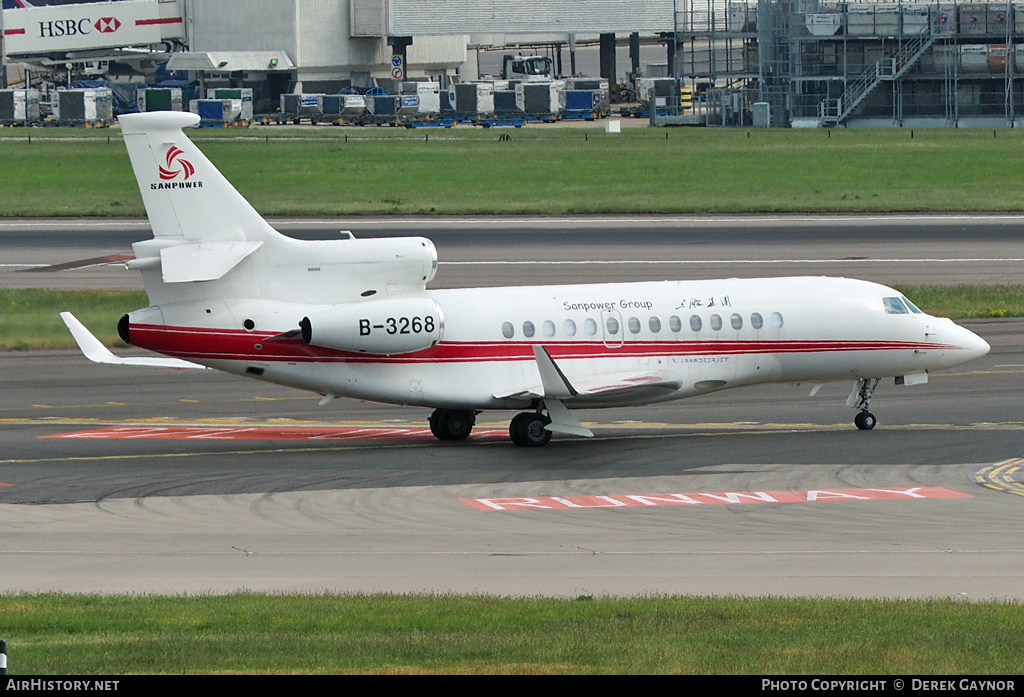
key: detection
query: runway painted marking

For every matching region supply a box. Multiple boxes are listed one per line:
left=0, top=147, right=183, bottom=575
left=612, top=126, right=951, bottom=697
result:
left=0, top=483, right=13, bottom=488
left=40, top=425, right=508, bottom=442
left=973, top=458, right=1024, bottom=497
left=461, top=487, right=971, bottom=512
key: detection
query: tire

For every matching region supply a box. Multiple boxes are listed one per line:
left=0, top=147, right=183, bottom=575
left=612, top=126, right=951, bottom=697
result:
left=443, top=410, right=475, bottom=440
left=510, top=412, right=552, bottom=447
left=854, top=411, right=877, bottom=430
left=429, top=408, right=475, bottom=441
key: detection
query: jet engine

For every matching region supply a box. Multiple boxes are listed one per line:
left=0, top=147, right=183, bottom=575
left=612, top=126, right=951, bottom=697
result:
left=300, top=297, right=444, bottom=355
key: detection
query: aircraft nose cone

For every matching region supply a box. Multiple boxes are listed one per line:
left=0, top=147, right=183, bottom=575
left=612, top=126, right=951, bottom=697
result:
left=954, top=324, right=990, bottom=361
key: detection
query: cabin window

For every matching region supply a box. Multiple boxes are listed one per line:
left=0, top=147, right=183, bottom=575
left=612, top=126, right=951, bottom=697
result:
left=523, top=321, right=536, bottom=338
left=883, top=297, right=910, bottom=314
left=669, top=315, right=682, bottom=332
left=502, top=322, right=514, bottom=339
left=902, top=296, right=924, bottom=314
left=710, top=314, right=723, bottom=331
left=649, top=316, right=662, bottom=333
left=731, top=313, right=743, bottom=330
left=771, top=312, right=784, bottom=328
left=606, top=316, right=620, bottom=335
left=564, top=319, right=577, bottom=336
left=689, top=315, right=702, bottom=332
left=584, top=318, right=598, bottom=336
left=628, top=317, right=641, bottom=334
left=751, top=312, right=764, bottom=329
left=543, top=320, right=556, bottom=337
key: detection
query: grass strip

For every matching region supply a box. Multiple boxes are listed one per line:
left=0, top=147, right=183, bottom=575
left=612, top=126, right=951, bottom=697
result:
left=1, top=286, right=1015, bottom=352
left=4, top=128, right=1024, bottom=215
left=0, top=290, right=146, bottom=350
left=0, top=593, right=1021, bottom=674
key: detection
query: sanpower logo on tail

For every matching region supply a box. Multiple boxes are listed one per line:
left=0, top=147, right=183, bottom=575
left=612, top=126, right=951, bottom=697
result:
left=152, top=146, right=203, bottom=190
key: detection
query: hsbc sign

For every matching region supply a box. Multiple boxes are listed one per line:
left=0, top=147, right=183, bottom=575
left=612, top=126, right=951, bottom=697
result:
left=3, top=0, right=184, bottom=57
left=38, top=17, right=122, bottom=38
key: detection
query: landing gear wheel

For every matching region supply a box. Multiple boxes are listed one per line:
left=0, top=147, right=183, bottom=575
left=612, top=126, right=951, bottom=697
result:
left=510, top=412, right=552, bottom=447
left=429, top=408, right=476, bottom=441
left=854, top=411, right=877, bottom=430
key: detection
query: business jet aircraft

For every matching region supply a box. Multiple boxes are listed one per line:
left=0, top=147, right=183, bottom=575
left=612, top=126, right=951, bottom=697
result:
left=63, top=111, right=990, bottom=447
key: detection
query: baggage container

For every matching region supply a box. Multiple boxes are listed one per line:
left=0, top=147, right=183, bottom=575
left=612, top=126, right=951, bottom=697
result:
left=280, top=93, right=325, bottom=117
left=516, top=81, right=560, bottom=115
left=451, top=83, right=494, bottom=114
left=55, top=88, right=113, bottom=126
left=190, top=99, right=249, bottom=126
left=138, top=88, right=183, bottom=113
left=0, top=89, right=41, bottom=124
left=206, top=88, right=253, bottom=121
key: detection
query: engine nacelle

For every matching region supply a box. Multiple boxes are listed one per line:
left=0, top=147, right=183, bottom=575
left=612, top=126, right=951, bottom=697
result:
left=300, top=297, right=444, bottom=355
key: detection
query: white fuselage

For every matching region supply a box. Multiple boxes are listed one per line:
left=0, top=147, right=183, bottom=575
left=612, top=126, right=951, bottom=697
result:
left=103, top=112, right=989, bottom=429
left=124, top=276, right=989, bottom=412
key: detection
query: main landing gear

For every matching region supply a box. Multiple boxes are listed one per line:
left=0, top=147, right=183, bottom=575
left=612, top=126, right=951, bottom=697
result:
left=850, top=378, right=880, bottom=430
left=427, top=407, right=556, bottom=446
left=428, top=408, right=476, bottom=441
left=509, top=411, right=552, bottom=448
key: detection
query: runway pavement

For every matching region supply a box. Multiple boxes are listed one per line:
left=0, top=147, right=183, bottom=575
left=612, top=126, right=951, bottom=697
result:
left=0, top=216, right=1022, bottom=597
left=4, top=213, right=1024, bottom=288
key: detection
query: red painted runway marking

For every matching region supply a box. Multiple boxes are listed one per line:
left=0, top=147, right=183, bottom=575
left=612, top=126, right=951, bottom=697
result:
left=461, top=487, right=971, bottom=512
left=41, top=425, right=507, bottom=442
left=0, top=483, right=14, bottom=488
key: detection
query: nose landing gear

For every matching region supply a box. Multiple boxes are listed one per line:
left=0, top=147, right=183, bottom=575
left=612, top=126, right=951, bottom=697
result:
left=849, top=378, right=880, bottom=430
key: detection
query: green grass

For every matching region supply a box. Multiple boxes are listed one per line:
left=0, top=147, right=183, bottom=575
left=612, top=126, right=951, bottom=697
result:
left=0, top=290, right=146, bottom=350
left=6, top=285, right=1017, bottom=351
left=0, top=594, right=1021, bottom=674
left=4, top=127, right=1024, bottom=215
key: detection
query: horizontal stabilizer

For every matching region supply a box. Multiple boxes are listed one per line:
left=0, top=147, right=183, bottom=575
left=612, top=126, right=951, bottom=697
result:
left=60, top=312, right=205, bottom=370
left=159, top=241, right=263, bottom=283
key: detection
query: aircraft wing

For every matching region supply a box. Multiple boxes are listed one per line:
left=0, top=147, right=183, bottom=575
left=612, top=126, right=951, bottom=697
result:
left=60, top=312, right=206, bottom=369
left=494, top=345, right=681, bottom=401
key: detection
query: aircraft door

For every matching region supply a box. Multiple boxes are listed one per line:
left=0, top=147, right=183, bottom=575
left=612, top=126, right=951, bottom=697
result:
left=601, top=309, right=624, bottom=348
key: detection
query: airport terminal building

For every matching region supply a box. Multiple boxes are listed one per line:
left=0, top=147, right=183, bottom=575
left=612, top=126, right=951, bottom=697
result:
left=5, top=0, right=1024, bottom=126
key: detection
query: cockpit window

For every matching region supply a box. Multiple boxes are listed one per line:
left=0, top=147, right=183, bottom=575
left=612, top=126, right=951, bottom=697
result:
left=901, top=296, right=924, bottom=314
left=883, top=297, right=910, bottom=314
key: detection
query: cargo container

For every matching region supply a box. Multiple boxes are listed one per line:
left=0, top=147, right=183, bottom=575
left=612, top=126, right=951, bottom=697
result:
left=451, top=83, right=495, bottom=114
left=493, top=90, right=519, bottom=114
left=190, top=99, right=249, bottom=126
left=55, top=89, right=113, bottom=126
left=516, top=81, right=561, bottom=115
left=0, top=89, right=42, bottom=125
left=138, top=88, right=183, bottom=113
left=279, top=93, right=325, bottom=122
left=206, top=88, right=254, bottom=121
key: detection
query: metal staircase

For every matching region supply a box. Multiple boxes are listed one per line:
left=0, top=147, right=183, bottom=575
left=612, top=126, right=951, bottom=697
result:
left=819, top=31, right=936, bottom=126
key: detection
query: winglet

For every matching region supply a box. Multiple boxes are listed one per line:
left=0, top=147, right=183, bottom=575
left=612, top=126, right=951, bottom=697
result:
left=60, top=312, right=206, bottom=369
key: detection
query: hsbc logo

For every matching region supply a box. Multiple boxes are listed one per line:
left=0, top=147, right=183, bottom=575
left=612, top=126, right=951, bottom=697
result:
left=94, top=17, right=121, bottom=34
left=37, top=16, right=122, bottom=38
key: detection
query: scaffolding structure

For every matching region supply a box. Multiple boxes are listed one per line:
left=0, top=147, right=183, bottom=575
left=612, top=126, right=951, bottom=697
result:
left=676, top=0, right=1024, bottom=126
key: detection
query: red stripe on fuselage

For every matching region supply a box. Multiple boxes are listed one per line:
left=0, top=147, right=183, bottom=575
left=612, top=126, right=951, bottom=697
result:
left=126, top=324, right=960, bottom=365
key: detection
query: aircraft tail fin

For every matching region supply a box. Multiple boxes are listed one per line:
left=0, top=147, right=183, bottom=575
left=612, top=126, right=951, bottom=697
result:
left=118, top=111, right=280, bottom=243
